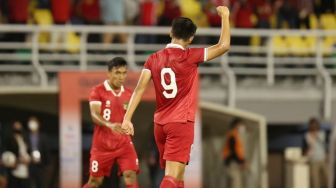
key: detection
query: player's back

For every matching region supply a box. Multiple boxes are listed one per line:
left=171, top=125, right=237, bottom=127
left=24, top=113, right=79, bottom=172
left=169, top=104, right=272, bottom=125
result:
left=144, top=44, right=205, bottom=125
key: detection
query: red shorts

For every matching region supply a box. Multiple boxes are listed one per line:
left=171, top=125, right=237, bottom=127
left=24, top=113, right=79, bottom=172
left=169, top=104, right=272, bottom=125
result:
left=154, top=121, right=194, bottom=169
left=89, top=141, right=139, bottom=177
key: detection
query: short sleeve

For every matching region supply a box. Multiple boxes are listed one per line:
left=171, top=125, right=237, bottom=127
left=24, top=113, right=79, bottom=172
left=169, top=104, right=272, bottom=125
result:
left=143, top=56, right=152, bottom=72
left=187, top=48, right=207, bottom=64
left=89, top=87, right=101, bottom=105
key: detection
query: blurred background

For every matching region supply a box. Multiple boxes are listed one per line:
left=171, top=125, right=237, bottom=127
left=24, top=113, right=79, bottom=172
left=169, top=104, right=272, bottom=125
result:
left=0, top=0, right=335, bottom=188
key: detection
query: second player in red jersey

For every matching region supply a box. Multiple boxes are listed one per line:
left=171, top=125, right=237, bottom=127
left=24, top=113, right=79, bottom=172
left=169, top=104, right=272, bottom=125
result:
left=89, top=81, right=132, bottom=151
left=83, top=57, right=139, bottom=188
left=123, top=6, right=231, bottom=188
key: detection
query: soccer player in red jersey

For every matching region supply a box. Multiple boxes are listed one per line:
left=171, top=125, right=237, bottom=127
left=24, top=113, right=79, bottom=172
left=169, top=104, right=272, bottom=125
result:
left=83, top=57, right=139, bottom=188
left=122, top=6, right=230, bottom=188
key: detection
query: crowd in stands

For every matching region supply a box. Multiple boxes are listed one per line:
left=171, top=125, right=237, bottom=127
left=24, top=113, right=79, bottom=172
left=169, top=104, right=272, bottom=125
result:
left=0, top=0, right=335, bottom=56
left=0, top=0, right=334, bottom=30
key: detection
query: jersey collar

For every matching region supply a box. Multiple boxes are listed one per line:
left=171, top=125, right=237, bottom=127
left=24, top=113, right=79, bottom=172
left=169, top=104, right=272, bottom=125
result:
left=166, top=43, right=185, bottom=50
left=103, top=80, right=124, bottom=97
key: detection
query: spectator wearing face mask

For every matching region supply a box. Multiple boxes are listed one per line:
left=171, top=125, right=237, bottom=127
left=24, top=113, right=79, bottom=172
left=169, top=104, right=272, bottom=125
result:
left=304, top=118, right=329, bottom=188
left=4, top=121, right=31, bottom=188
left=27, top=116, right=50, bottom=188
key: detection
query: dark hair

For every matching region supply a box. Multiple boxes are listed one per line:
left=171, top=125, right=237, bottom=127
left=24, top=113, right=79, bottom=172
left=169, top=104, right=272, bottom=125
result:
left=308, top=117, right=320, bottom=130
left=171, top=17, right=197, bottom=41
left=107, top=57, right=127, bottom=71
left=229, top=118, right=243, bottom=129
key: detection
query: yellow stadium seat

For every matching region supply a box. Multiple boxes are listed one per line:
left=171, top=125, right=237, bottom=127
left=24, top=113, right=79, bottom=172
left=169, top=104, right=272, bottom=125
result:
left=250, top=35, right=261, bottom=54
left=180, top=0, right=208, bottom=27
left=320, top=13, right=336, bottom=30
left=65, top=32, right=80, bottom=53
left=34, top=9, right=53, bottom=25
left=270, top=14, right=277, bottom=28
left=322, top=36, right=336, bottom=56
left=33, top=9, right=54, bottom=44
left=285, top=36, right=308, bottom=56
left=309, top=14, right=318, bottom=29
left=304, top=36, right=317, bottom=55
left=272, top=36, right=288, bottom=56
left=251, top=14, right=258, bottom=26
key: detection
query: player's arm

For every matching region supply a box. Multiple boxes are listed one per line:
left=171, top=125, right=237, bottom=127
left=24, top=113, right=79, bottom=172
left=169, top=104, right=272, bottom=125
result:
left=89, top=102, right=124, bottom=134
left=206, top=6, right=230, bottom=61
left=122, top=69, right=152, bottom=135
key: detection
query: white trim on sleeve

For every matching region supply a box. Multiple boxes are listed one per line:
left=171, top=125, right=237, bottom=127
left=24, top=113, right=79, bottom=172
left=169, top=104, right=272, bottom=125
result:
left=89, top=101, right=102, bottom=106
left=142, top=68, right=151, bottom=73
left=204, top=48, right=208, bottom=62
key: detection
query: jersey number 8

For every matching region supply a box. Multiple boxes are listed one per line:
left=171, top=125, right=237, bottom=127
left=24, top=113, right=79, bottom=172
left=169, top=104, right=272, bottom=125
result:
left=103, top=109, right=111, bottom=120
left=91, top=160, right=99, bottom=173
left=161, top=68, right=177, bottom=99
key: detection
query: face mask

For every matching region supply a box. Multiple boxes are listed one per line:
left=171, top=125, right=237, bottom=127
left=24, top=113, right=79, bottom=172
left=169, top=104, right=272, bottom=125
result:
left=14, top=129, right=22, bottom=134
left=28, top=121, right=39, bottom=132
left=238, top=126, right=246, bottom=135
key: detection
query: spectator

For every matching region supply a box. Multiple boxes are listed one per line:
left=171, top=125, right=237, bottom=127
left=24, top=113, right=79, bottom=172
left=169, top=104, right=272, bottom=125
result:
left=205, top=1, right=221, bottom=28
left=255, top=0, right=272, bottom=29
left=137, top=0, right=157, bottom=44
left=158, top=0, right=181, bottom=26
left=157, top=0, right=181, bottom=43
left=232, top=0, right=254, bottom=29
left=74, top=0, right=101, bottom=43
left=125, top=0, right=139, bottom=25
left=140, top=0, right=157, bottom=26
left=304, top=118, right=329, bottom=188
left=204, top=1, right=222, bottom=44
left=297, top=0, right=314, bottom=28
left=37, top=0, right=50, bottom=9
left=51, top=0, right=71, bottom=24
left=7, top=0, right=29, bottom=24
left=4, top=121, right=31, bottom=188
left=75, top=0, right=100, bottom=25
left=27, top=116, right=50, bottom=188
left=99, top=0, right=127, bottom=43
left=223, top=118, right=248, bottom=188
left=231, top=0, right=254, bottom=47
left=274, top=0, right=298, bottom=28
left=6, top=0, right=30, bottom=42
left=180, top=0, right=208, bottom=28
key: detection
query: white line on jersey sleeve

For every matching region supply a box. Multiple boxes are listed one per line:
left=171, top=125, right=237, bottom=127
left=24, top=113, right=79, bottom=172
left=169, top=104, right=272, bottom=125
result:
left=143, top=68, right=151, bottom=73
left=89, top=101, right=102, bottom=106
left=204, top=48, right=208, bottom=62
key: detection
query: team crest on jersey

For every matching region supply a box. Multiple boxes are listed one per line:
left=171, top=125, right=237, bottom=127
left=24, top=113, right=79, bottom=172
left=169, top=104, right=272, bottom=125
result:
left=106, top=100, right=111, bottom=107
left=123, top=102, right=129, bottom=110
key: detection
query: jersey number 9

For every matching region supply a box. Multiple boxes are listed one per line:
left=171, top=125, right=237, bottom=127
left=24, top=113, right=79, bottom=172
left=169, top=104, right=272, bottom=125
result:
left=161, top=68, right=177, bottom=99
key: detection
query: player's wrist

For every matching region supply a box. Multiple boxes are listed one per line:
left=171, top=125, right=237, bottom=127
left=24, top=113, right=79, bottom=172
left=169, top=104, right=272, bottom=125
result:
left=123, top=116, right=131, bottom=122
left=104, top=122, right=113, bottom=128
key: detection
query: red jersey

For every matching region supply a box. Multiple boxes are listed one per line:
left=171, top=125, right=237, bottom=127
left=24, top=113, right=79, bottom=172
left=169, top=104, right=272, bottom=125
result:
left=89, top=80, right=132, bottom=152
left=144, top=43, right=206, bottom=125
left=8, top=0, right=29, bottom=22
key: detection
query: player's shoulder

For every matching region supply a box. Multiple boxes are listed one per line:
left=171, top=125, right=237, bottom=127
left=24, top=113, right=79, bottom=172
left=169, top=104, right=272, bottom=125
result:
left=123, top=87, right=133, bottom=94
left=186, top=47, right=204, bottom=53
left=147, top=50, right=161, bottom=61
left=92, top=82, right=105, bottom=92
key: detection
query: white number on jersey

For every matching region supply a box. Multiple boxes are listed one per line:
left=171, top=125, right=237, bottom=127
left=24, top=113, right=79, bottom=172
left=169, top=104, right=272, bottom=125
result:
left=91, top=160, right=99, bottom=173
left=161, top=68, right=178, bottom=99
left=103, top=109, right=111, bottom=120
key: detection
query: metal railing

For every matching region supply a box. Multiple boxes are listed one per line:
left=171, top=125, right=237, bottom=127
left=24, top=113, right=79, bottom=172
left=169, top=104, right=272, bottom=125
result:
left=0, top=25, right=334, bottom=119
